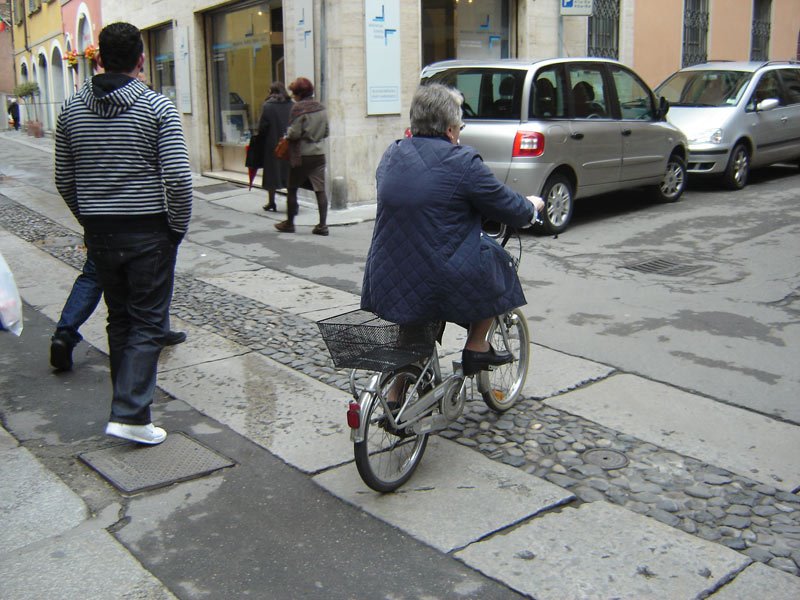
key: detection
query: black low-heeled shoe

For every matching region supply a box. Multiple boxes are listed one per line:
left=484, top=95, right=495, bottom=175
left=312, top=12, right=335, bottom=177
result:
left=462, top=345, right=513, bottom=376
left=263, top=203, right=277, bottom=212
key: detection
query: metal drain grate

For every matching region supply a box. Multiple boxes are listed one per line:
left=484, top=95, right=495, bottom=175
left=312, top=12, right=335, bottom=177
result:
left=582, top=448, right=629, bottom=470
left=193, top=183, right=241, bottom=194
left=622, top=257, right=708, bottom=277
left=79, top=432, right=235, bottom=494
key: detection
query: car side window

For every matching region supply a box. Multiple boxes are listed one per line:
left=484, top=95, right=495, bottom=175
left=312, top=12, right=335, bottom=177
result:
left=567, top=65, right=609, bottom=119
left=611, top=67, right=655, bottom=120
left=530, top=68, right=567, bottom=119
left=748, top=71, right=784, bottom=110
left=778, top=68, right=800, bottom=105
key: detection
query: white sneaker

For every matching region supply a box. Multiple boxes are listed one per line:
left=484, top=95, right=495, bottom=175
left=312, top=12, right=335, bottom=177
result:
left=105, top=422, right=167, bottom=445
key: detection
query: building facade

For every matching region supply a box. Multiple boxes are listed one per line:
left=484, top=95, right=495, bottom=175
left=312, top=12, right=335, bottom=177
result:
left=9, top=0, right=102, bottom=131
left=15, top=0, right=800, bottom=206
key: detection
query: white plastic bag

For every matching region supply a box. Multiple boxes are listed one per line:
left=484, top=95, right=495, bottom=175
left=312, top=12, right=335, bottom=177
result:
left=0, top=252, right=23, bottom=336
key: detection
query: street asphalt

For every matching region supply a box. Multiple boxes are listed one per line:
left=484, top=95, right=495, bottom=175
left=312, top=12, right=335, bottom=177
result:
left=1, top=130, right=799, bottom=599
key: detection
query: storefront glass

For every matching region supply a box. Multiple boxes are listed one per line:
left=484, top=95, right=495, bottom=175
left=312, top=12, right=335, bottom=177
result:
left=152, top=26, right=176, bottom=103
left=210, top=1, right=284, bottom=147
left=422, top=0, right=511, bottom=67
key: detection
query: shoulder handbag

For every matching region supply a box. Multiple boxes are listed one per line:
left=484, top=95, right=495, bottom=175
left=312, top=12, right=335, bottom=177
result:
left=245, top=132, right=265, bottom=168
left=274, top=137, right=290, bottom=161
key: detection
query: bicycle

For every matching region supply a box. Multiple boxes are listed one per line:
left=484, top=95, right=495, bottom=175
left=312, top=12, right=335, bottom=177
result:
left=318, top=228, right=531, bottom=492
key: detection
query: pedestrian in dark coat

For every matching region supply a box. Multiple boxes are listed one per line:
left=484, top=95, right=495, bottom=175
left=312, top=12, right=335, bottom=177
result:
left=361, top=83, right=544, bottom=376
left=7, top=100, right=20, bottom=131
left=257, top=81, right=292, bottom=211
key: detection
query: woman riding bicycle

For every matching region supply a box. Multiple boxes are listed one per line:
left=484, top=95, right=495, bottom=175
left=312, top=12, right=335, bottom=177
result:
left=361, top=83, right=544, bottom=376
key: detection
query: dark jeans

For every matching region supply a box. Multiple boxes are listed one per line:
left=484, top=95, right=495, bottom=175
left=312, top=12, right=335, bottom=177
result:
left=86, top=231, right=178, bottom=426
left=55, top=257, right=173, bottom=346
left=55, top=257, right=102, bottom=346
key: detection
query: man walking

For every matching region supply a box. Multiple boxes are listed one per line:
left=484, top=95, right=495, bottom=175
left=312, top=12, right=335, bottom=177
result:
left=55, top=22, right=193, bottom=445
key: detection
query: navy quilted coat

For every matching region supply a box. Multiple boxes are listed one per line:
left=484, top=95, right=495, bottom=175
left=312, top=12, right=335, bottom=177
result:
left=361, top=136, right=535, bottom=325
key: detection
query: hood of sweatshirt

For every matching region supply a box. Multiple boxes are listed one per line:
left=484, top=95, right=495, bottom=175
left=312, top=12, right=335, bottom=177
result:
left=78, top=73, right=148, bottom=118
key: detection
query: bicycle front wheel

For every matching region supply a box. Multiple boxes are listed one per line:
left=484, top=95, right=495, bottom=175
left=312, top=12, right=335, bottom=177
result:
left=478, top=309, right=530, bottom=412
left=354, top=366, right=429, bottom=492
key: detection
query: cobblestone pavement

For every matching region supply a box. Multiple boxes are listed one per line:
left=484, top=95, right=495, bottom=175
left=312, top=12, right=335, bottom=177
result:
left=2, top=196, right=799, bottom=577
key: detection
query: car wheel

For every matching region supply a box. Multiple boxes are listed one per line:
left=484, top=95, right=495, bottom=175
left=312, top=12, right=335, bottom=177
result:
left=723, top=143, right=750, bottom=190
left=540, top=173, right=574, bottom=234
left=653, top=153, right=686, bottom=203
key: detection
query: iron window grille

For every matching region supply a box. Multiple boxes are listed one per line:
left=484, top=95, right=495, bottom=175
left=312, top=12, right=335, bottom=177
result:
left=682, top=0, right=709, bottom=67
left=750, top=0, right=772, bottom=61
left=588, top=0, right=620, bottom=59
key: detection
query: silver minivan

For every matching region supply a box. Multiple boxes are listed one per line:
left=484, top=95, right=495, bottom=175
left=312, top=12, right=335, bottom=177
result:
left=655, top=61, right=800, bottom=190
left=420, top=58, right=688, bottom=233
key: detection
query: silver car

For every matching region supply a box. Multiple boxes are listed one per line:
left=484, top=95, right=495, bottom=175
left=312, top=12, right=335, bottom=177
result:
left=420, top=58, right=688, bottom=234
left=655, top=61, right=800, bottom=190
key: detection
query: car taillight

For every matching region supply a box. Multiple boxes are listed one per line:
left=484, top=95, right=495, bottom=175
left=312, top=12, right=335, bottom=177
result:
left=513, top=131, right=545, bottom=157
left=346, top=402, right=360, bottom=429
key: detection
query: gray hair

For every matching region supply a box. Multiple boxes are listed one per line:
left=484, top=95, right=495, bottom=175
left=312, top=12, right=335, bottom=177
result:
left=409, top=83, right=463, bottom=137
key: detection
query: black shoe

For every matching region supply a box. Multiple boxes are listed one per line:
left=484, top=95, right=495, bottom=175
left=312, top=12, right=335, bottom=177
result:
left=462, top=345, right=513, bottom=376
left=50, top=336, right=74, bottom=371
left=163, top=330, right=187, bottom=346
left=263, top=203, right=277, bottom=212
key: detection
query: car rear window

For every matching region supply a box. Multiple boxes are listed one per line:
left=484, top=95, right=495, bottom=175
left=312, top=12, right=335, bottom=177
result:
left=656, top=70, right=752, bottom=107
left=425, top=68, right=526, bottom=120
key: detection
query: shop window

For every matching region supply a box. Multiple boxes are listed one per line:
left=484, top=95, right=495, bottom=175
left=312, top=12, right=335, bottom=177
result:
left=421, top=0, right=511, bottom=68
left=150, top=25, right=176, bottom=102
left=210, top=1, right=284, bottom=146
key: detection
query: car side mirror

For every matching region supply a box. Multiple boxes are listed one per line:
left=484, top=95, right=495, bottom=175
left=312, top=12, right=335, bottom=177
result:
left=756, top=98, right=779, bottom=112
left=656, top=96, right=670, bottom=120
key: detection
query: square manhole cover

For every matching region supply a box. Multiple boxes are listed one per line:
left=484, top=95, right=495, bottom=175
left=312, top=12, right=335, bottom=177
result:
left=79, top=432, right=235, bottom=495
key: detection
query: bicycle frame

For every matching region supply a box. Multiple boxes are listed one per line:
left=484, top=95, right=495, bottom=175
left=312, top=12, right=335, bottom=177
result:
left=348, top=344, right=468, bottom=443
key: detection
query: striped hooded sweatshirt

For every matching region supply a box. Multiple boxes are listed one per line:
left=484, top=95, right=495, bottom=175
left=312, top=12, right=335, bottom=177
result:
left=55, top=74, right=192, bottom=242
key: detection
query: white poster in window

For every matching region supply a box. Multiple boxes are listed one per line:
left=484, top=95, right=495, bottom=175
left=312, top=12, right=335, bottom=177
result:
left=174, top=26, right=192, bottom=114
left=456, top=1, right=506, bottom=60
left=365, top=0, right=401, bottom=115
left=293, top=0, right=315, bottom=83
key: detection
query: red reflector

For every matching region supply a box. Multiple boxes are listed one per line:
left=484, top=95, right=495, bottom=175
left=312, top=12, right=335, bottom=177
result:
left=346, top=402, right=360, bottom=429
left=513, top=131, right=545, bottom=157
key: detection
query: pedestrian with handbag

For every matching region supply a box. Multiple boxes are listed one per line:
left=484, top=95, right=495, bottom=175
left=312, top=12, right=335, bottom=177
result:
left=274, top=77, right=330, bottom=236
left=256, top=81, right=292, bottom=212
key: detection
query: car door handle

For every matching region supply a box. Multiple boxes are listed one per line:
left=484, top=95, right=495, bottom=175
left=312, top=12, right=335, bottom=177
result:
left=621, top=128, right=632, bottom=136
left=570, top=132, right=584, bottom=140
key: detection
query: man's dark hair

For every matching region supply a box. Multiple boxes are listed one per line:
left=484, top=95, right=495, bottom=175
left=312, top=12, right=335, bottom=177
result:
left=98, top=22, right=144, bottom=73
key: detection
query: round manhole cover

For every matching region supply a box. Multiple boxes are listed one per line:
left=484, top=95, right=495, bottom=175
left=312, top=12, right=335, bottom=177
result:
left=582, top=449, right=628, bottom=470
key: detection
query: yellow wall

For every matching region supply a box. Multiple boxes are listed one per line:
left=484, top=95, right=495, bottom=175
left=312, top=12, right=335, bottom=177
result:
left=708, top=0, right=752, bottom=61
left=633, top=2, right=684, bottom=87
left=771, top=0, right=800, bottom=60
left=13, top=1, right=64, bottom=52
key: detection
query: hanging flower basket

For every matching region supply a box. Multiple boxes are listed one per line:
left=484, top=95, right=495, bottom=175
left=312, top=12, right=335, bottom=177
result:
left=63, top=50, right=79, bottom=68
left=84, top=45, right=98, bottom=63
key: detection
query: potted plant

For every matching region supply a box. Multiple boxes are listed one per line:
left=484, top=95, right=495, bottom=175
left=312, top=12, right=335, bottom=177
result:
left=12, top=82, right=43, bottom=137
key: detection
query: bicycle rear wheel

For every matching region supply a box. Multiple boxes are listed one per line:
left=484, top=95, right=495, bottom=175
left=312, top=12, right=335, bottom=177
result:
left=354, top=366, right=430, bottom=492
left=478, top=309, right=530, bottom=412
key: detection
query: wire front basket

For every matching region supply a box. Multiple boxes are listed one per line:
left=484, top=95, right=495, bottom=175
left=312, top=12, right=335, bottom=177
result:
left=317, top=309, right=440, bottom=372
